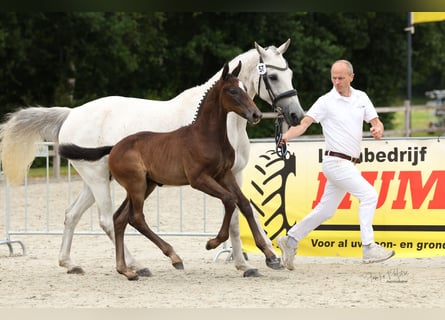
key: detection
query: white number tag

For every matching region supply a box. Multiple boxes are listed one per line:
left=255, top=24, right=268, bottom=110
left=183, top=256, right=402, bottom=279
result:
left=257, top=63, right=267, bottom=75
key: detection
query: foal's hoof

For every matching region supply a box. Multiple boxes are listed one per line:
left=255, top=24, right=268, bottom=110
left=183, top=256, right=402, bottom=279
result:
left=67, top=266, right=85, bottom=275
left=136, top=268, right=153, bottom=277
left=173, top=262, right=184, bottom=270
left=266, top=256, right=284, bottom=270
left=205, top=238, right=220, bottom=250
left=243, top=268, right=261, bottom=277
left=120, top=270, right=139, bottom=281
left=127, top=274, right=139, bottom=281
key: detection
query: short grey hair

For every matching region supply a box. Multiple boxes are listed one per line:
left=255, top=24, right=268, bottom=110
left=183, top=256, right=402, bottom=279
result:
left=332, top=60, right=354, bottom=75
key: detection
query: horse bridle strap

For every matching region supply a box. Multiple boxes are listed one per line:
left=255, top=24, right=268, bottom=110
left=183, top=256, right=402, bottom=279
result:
left=257, top=56, right=298, bottom=111
left=257, top=56, right=296, bottom=160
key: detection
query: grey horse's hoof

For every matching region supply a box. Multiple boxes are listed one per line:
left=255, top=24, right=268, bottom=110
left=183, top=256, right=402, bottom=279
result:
left=67, top=266, right=85, bottom=275
left=266, top=256, right=284, bottom=270
left=243, top=268, right=261, bottom=277
left=136, top=268, right=153, bottom=277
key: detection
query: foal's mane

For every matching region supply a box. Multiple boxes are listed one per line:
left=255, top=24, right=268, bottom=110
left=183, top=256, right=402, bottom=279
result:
left=191, top=80, right=217, bottom=124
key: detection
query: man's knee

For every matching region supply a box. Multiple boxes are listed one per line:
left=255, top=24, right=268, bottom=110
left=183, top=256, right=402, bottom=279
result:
left=362, top=188, right=378, bottom=205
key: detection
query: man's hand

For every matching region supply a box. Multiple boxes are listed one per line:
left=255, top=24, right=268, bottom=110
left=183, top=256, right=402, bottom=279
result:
left=279, top=132, right=288, bottom=146
left=370, top=126, right=383, bottom=140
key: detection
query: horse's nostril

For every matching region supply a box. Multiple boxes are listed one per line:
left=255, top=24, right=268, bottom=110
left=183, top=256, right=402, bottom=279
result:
left=251, top=112, right=262, bottom=124
left=287, top=113, right=301, bottom=126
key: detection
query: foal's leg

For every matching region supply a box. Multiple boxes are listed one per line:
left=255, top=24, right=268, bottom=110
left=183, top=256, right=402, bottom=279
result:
left=128, top=184, right=183, bottom=271
left=206, top=199, right=237, bottom=250
left=191, top=176, right=239, bottom=250
left=231, top=182, right=282, bottom=270
left=113, top=198, right=139, bottom=280
left=227, top=171, right=276, bottom=272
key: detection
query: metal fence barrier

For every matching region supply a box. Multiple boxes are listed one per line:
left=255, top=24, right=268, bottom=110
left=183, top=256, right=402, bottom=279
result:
left=1, top=142, right=231, bottom=259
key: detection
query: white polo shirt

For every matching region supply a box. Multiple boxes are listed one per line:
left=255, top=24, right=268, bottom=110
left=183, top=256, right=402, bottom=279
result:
left=307, top=86, right=378, bottom=158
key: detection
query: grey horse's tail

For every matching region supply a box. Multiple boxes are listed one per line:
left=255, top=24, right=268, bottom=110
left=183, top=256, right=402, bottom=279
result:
left=58, top=144, right=113, bottom=161
left=0, top=106, right=71, bottom=186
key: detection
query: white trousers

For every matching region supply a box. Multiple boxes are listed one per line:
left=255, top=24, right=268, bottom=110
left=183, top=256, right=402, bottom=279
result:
left=287, top=156, right=378, bottom=245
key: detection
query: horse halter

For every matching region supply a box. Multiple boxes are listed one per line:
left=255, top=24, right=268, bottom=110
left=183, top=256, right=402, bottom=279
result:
left=257, top=56, right=298, bottom=114
left=257, top=56, right=297, bottom=159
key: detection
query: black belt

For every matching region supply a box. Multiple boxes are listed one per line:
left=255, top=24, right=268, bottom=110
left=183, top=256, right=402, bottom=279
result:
left=324, top=151, right=361, bottom=164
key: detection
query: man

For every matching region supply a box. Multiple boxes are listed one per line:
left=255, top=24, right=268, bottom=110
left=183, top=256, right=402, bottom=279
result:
left=277, top=59, right=395, bottom=270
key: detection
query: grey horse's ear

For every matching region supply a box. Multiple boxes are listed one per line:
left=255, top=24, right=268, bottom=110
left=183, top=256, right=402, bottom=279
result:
left=222, top=62, right=229, bottom=80
left=232, top=61, right=242, bottom=77
left=256, top=39, right=291, bottom=56
left=255, top=41, right=267, bottom=57
left=277, top=38, right=291, bottom=54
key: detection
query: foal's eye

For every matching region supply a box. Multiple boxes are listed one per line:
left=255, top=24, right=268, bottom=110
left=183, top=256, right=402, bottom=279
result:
left=268, top=74, right=278, bottom=81
left=229, top=87, right=238, bottom=94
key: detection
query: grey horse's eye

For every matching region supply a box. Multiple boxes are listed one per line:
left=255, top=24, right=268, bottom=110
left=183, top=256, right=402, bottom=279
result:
left=268, top=74, right=278, bottom=81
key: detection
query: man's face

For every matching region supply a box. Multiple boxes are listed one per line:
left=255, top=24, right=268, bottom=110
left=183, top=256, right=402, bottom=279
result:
left=331, top=62, right=354, bottom=97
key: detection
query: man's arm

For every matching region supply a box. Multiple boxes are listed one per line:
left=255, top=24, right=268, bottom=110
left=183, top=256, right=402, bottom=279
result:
left=281, top=115, right=314, bottom=143
left=369, top=117, right=384, bottom=140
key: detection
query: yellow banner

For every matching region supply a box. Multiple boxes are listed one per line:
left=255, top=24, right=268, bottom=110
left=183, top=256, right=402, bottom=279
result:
left=240, top=138, right=445, bottom=258
left=412, top=12, right=445, bottom=24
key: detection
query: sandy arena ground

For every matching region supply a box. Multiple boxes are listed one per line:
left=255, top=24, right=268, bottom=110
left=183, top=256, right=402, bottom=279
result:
left=1, top=177, right=444, bottom=310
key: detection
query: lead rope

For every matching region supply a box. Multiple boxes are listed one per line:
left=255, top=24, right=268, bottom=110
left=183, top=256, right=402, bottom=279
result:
left=274, top=117, right=287, bottom=159
left=259, top=73, right=286, bottom=159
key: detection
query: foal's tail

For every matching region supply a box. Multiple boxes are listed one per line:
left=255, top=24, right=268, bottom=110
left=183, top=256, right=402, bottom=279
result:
left=58, top=144, right=113, bottom=162
left=0, top=107, right=71, bottom=186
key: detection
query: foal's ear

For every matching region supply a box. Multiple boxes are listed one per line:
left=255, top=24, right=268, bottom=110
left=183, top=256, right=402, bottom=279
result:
left=232, top=61, right=242, bottom=78
left=222, top=62, right=229, bottom=80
